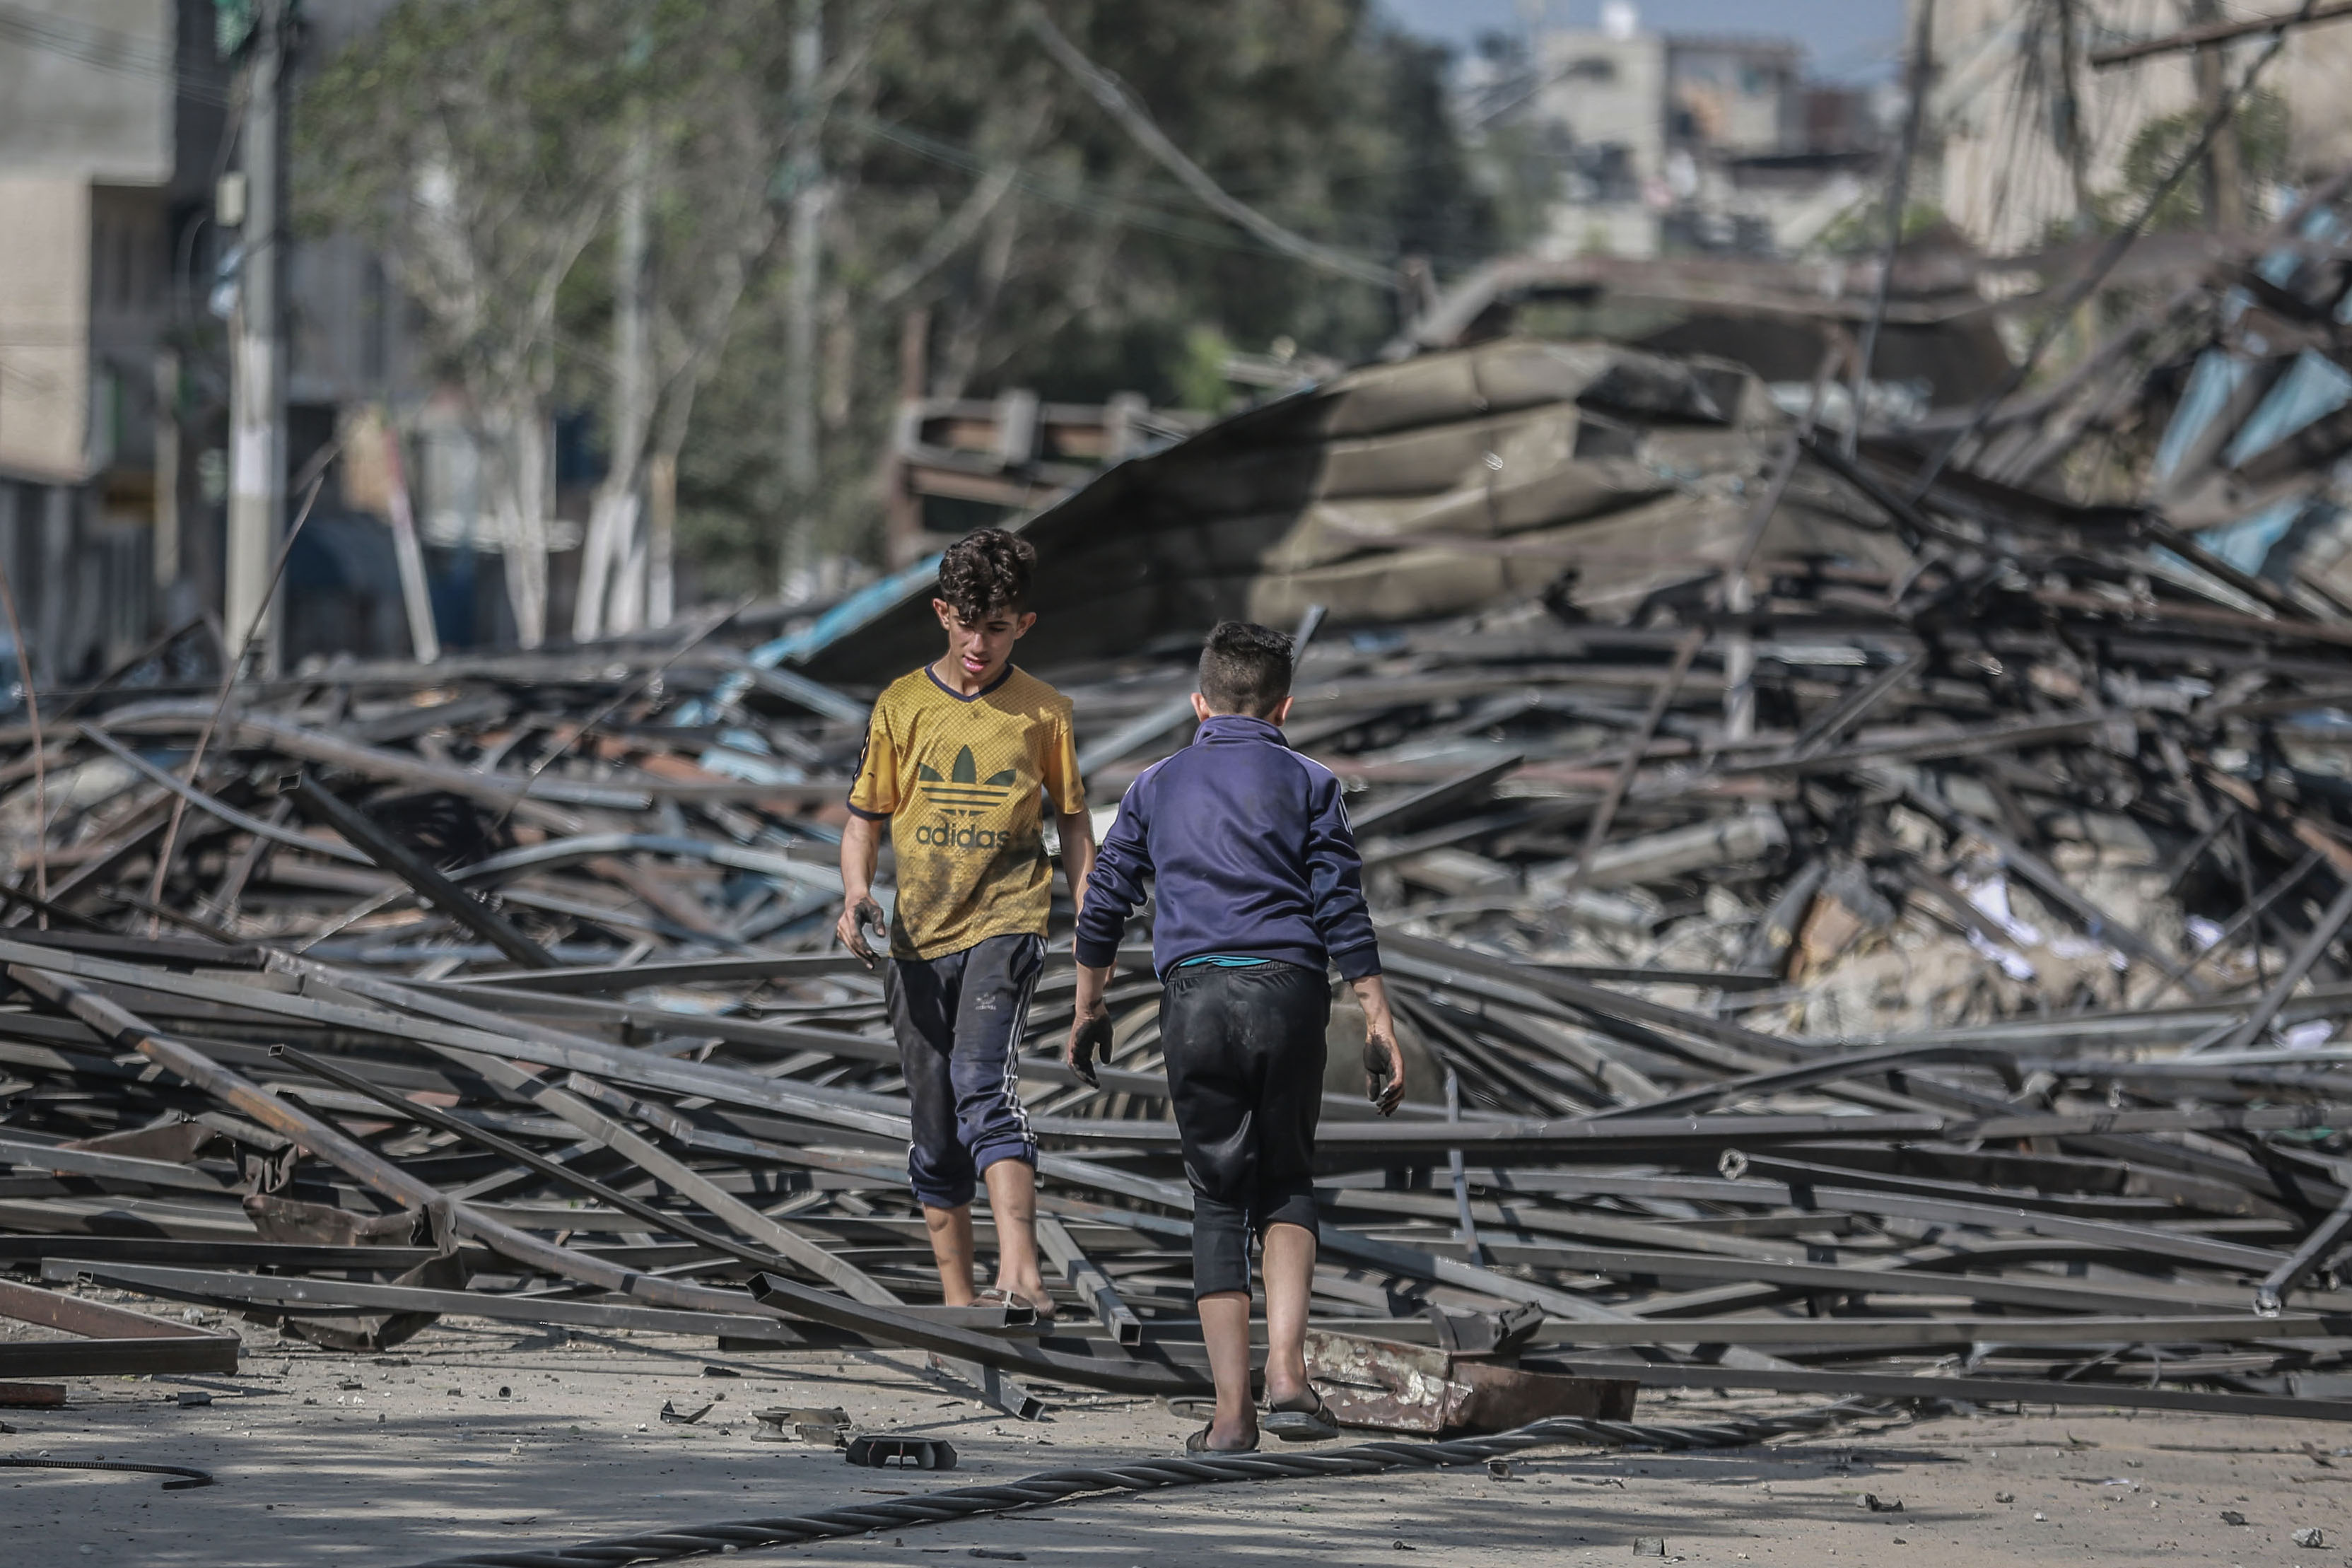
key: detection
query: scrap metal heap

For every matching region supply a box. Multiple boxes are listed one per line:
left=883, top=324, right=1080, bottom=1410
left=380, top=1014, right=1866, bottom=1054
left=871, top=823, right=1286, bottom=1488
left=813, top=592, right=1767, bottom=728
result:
left=16, top=195, right=2352, bottom=1430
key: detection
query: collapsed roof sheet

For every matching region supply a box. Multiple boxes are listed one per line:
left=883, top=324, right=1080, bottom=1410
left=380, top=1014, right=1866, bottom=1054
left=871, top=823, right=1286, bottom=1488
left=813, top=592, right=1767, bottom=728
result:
left=802, top=341, right=1909, bottom=681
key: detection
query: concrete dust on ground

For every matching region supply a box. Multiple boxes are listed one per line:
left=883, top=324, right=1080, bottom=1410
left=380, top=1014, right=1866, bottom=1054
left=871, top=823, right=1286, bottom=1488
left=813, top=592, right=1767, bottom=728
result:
left=4, top=1317, right=2350, bottom=1566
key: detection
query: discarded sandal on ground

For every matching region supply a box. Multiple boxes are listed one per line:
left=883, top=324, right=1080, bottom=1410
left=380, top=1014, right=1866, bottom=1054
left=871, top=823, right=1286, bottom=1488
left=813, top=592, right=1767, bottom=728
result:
left=1262, top=1386, right=1339, bottom=1442
left=971, top=1287, right=1057, bottom=1326
left=1184, top=1423, right=1259, bottom=1454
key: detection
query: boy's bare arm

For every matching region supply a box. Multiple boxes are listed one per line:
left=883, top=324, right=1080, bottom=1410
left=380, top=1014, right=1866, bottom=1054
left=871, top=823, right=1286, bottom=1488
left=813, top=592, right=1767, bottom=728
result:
left=1056, top=809, right=1096, bottom=919
left=1352, top=973, right=1405, bottom=1116
left=835, top=814, right=887, bottom=967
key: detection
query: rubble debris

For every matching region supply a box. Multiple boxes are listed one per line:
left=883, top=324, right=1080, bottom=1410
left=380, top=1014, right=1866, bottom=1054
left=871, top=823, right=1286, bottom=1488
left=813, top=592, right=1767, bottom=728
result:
left=846, top=1434, right=957, bottom=1470
left=21, top=184, right=2352, bottom=1442
left=800, top=338, right=1914, bottom=677
left=1304, top=1327, right=1635, bottom=1436
left=752, top=1405, right=850, bottom=1445
left=0, top=1277, right=237, bottom=1380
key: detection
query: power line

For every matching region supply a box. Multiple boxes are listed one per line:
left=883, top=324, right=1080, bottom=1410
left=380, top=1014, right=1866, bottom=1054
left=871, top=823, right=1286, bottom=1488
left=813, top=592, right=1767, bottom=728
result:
left=860, top=115, right=1496, bottom=274
left=860, top=119, right=1269, bottom=252
left=1022, top=4, right=1398, bottom=288
left=1847, top=0, right=1934, bottom=460
left=0, top=1, right=170, bottom=71
left=0, top=2, right=233, bottom=106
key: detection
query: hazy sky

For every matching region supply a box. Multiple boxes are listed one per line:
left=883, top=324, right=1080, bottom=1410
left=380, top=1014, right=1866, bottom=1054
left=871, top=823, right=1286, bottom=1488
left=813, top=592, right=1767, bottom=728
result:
left=1381, top=0, right=1911, bottom=82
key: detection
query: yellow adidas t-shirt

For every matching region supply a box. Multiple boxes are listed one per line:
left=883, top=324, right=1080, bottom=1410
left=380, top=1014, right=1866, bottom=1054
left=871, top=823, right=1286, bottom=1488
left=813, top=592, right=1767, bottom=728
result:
left=848, top=664, right=1085, bottom=960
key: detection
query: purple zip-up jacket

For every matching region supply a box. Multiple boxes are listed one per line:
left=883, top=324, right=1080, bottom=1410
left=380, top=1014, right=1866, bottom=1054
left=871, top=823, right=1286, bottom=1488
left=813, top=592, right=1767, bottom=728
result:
left=1074, top=713, right=1381, bottom=981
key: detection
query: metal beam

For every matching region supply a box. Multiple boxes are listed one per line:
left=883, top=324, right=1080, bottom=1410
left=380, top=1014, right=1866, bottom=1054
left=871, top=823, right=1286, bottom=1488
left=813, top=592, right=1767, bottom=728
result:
left=289, top=775, right=555, bottom=969
left=1035, top=1212, right=1141, bottom=1346
left=1532, top=1358, right=2352, bottom=1423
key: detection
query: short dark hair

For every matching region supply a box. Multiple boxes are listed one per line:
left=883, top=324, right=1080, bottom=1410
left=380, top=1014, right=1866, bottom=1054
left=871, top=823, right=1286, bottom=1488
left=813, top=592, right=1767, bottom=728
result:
left=936, top=529, right=1035, bottom=621
left=1198, top=621, right=1294, bottom=716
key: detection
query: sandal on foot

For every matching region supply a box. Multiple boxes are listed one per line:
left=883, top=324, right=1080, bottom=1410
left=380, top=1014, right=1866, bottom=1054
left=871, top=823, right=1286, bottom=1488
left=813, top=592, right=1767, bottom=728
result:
left=972, top=1287, right=1058, bottom=1327
left=1262, top=1386, right=1339, bottom=1442
left=1185, top=1423, right=1259, bottom=1454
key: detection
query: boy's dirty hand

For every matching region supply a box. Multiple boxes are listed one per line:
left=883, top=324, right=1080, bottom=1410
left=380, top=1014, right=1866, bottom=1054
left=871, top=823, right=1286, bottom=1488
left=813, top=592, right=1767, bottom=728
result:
left=836, top=896, right=887, bottom=967
left=1067, top=1008, right=1112, bottom=1088
left=1363, top=1029, right=1405, bottom=1116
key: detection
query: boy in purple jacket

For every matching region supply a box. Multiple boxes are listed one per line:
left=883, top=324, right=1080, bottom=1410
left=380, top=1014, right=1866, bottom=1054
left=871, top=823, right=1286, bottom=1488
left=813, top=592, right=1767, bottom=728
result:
left=1067, top=621, right=1404, bottom=1452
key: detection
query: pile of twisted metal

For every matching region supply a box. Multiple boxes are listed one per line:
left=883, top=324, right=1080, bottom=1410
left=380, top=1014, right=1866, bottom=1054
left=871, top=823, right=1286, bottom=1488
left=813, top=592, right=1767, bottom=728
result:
left=18, top=186, right=2352, bottom=1450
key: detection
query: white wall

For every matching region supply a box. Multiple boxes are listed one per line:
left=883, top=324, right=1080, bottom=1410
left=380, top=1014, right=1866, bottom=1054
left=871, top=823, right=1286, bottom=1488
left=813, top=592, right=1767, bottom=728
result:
left=1922, top=0, right=2348, bottom=254
left=0, top=177, right=92, bottom=481
left=0, top=1, right=174, bottom=184
left=1534, top=30, right=1671, bottom=186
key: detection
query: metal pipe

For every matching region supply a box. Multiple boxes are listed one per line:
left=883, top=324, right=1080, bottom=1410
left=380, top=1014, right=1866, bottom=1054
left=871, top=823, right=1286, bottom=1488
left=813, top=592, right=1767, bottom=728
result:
left=2255, top=1188, right=2352, bottom=1317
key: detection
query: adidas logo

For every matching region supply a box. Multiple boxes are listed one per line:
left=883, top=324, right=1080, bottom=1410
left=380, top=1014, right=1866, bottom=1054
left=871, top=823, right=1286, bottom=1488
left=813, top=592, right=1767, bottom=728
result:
left=916, top=746, right=1019, bottom=816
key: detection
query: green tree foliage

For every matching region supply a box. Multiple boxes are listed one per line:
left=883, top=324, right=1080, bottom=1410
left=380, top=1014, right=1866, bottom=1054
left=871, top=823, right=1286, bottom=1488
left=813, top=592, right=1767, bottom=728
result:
left=1812, top=200, right=1949, bottom=258
left=2105, top=89, right=2290, bottom=234
left=686, top=1, right=1493, bottom=587
left=303, top=1, right=1493, bottom=599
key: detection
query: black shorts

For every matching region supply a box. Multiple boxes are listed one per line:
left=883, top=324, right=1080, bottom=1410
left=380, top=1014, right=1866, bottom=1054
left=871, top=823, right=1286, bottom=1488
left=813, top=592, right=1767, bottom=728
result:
left=887, top=933, right=1042, bottom=1210
left=1160, top=960, right=1330, bottom=1297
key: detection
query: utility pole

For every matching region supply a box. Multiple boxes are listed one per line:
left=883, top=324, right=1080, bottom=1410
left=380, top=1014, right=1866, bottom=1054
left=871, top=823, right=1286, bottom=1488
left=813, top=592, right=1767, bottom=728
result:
left=646, top=452, right=674, bottom=629
left=225, top=0, right=287, bottom=672
left=153, top=347, right=180, bottom=603
left=880, top=308, right=928, bottom=568
left=779, top=0, right=823, bottom=596
left=2052, top=0, right=2094, bottom=229
left=2189, top=0, right=2245, bottom=230
left=576, top=115, right=652, bottom=642
left=608, top=123, right=651, bottom=636
left=380, top=419, right=440, bottom=663
left=1846, top=0, right=1933, bottom=458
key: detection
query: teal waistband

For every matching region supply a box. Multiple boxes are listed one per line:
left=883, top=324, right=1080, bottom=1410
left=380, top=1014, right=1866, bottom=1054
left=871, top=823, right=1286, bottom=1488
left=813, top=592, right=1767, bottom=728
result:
left=1176, top=954, right=1271, bottom=969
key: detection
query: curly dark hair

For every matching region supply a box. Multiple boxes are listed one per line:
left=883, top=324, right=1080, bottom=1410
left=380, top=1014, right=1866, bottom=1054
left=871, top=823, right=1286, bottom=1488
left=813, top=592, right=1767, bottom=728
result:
left=1198, top=620, right=1294, bottom=716
left=935, top=528, right=1036, bottom=621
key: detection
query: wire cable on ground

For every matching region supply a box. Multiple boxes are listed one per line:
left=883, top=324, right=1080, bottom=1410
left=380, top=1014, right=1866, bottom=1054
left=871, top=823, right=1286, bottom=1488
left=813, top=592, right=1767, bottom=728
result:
left=403, top=1398, right=1928, bottom=1568
left=0, top=1456, right=215, bottom=1490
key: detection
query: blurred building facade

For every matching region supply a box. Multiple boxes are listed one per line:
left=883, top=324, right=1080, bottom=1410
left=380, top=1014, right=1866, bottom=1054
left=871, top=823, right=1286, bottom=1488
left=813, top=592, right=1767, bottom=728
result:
left=1495, top=1, right=1884, bottom=260
left=0, top=0, right=525, bottom=683
left=0, top=0, right=224, bottom=681
left=1924, top=0, right=2352, bottom=257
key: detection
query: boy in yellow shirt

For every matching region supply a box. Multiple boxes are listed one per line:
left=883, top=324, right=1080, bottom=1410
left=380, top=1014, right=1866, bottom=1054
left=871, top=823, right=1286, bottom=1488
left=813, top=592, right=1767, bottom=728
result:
left=837, top=530, right=1094, bottom=1317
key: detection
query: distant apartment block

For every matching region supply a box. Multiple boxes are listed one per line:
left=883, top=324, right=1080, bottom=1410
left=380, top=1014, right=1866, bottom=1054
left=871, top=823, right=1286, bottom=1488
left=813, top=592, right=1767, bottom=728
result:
left=1502, top=3, right=1882, bottom=259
